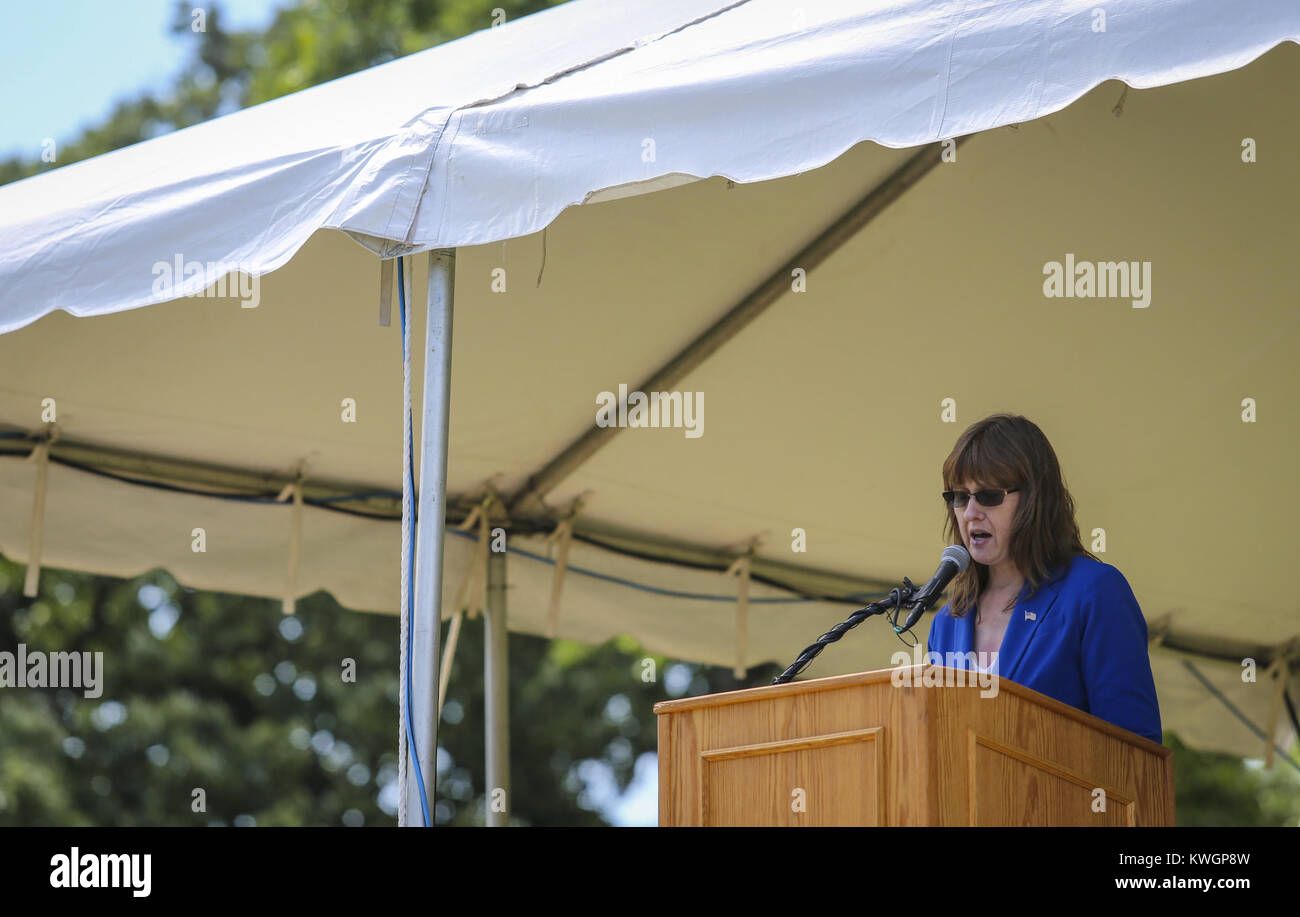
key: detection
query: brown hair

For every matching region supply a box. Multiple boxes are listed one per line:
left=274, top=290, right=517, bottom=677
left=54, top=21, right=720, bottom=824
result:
left=941, top=414, right=1094, bottom=618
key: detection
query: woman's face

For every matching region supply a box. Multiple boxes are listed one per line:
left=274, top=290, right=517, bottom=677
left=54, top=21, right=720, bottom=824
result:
left=953, top=478, right=1020, bottom=570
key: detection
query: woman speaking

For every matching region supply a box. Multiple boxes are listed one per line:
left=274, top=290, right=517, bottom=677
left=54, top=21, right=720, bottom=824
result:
left=925, top=414, right=1163, bottom=744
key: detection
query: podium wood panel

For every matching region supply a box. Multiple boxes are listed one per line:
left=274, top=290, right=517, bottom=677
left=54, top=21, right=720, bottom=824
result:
left=655, top=666, right=1173, bottom=826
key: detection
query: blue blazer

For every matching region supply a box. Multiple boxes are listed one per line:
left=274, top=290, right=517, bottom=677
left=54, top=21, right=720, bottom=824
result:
left=926, top=553, right=1162, bottom=744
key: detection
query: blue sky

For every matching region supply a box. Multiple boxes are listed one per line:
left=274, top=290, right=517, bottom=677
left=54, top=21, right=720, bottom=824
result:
left=1, top=0, right=290, bottom=160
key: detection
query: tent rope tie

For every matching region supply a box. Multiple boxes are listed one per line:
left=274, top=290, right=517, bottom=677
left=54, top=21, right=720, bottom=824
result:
left=23, top=427, right=58, bottom=598
left=725, top=539, right=761, bottom=679
left=536, top=226, right=548, bottom=288
left=438, top=494, right=495, bottom=716
left=274, top=459, right=311, bottom=614
left=1262, top=639, right=1300, bottom=769
left=469, top=498, right=493, bottom=620
left=1112, top=85, right=1129, bottom=118
left=437, top=611, right=462, bottom=720
left=544, top=496, right=585, bottom=639
left=448, top=500, right=484, bottom=617
left=453, top=495, right=495, bottom=620
left=1147, top=612, right=1174, bottom=648
left=275, top=467, right=307, bottom=615
left=378, top=257, right=395, bottom=327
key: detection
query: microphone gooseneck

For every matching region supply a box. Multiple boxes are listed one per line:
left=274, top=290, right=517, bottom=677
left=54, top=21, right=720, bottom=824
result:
left=770, top=545, right=971, bottom=685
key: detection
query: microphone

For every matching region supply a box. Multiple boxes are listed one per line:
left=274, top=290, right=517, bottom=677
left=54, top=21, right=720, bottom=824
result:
left=899, top=545, right=971, bottom=631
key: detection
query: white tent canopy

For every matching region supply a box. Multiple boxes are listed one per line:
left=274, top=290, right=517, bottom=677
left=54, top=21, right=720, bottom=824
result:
left=2, top=0, right=1298, bottom=776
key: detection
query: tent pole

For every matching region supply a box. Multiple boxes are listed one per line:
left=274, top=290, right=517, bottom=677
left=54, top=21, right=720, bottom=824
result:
left=485, top=548, right=510, bottom=826
left=407, top=248, right=456, bottom=826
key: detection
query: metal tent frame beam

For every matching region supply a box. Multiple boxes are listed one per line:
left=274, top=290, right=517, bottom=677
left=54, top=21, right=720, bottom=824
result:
left=507, top=140, right=961, bottom=516
left=406, top=249, right=455, bottom=826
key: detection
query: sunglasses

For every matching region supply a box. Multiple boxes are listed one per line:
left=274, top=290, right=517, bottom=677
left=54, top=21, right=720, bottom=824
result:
left=942, top=488, right=1018, bottom=508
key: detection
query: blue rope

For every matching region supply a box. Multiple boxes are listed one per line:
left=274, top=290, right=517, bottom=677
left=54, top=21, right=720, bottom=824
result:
left=399, top=257, right=431, bottom=826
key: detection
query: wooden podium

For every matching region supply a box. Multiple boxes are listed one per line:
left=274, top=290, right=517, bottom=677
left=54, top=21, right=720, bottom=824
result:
left=654, top=666, right=1174, bottom=826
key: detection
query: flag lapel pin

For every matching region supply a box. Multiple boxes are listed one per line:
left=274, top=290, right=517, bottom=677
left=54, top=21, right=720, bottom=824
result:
left=1025, top=611, right=1036, bottom=621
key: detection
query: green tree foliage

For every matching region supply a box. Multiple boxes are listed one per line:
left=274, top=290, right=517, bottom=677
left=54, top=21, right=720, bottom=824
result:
left=0, top=556, right=408, bottom=826
left=1169, top=733, right=1300, bottom=827
left=0, top=554, right=774, bottom=825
